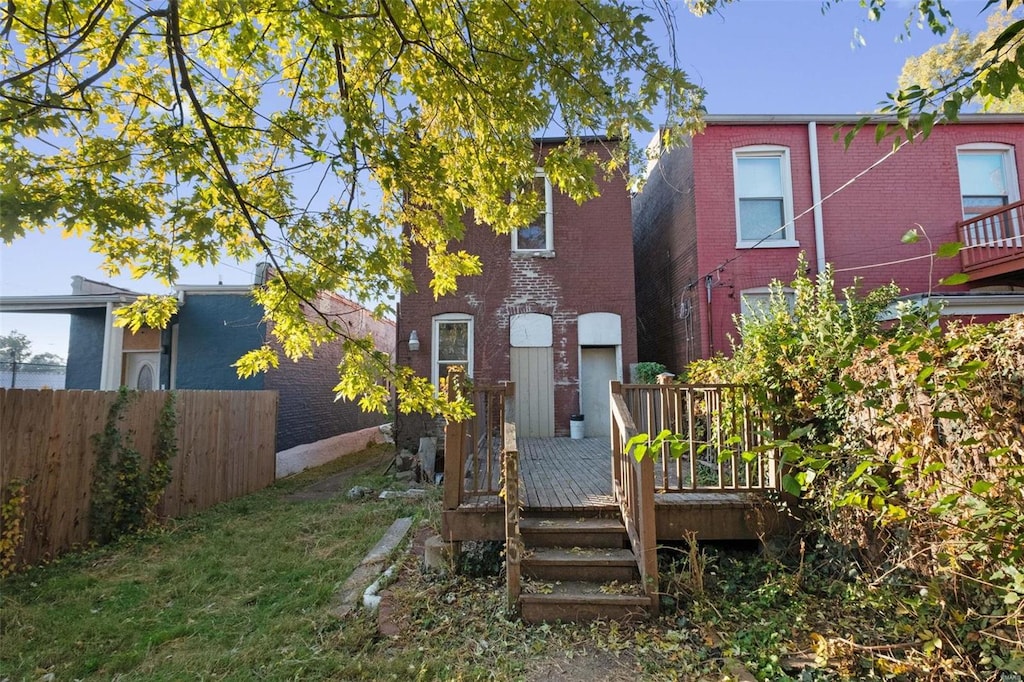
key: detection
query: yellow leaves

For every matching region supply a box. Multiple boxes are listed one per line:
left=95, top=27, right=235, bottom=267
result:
left=233, top=346, right=279, bottom=379
left=114, top=295, right=178, bottom=333
left=1, top=480, right=29, bottom=577
left=427, top=249, right=482, bottom=299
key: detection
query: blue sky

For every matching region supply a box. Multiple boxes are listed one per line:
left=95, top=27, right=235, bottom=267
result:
left=0, top=0, right=995, bottom=357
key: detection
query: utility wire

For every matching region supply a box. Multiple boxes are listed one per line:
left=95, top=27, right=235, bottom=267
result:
left=648, top=129, right=913, bottom=289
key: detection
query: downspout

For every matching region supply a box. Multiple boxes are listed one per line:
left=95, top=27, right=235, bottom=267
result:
left=809, top=121, right=826, bottom=274
left=705, top=275, right=714, bottom=355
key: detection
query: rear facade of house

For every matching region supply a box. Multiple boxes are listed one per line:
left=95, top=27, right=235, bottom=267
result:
left=633, top=114, right=1024, bottom=372
left=397, top=138, right=638, bottom=449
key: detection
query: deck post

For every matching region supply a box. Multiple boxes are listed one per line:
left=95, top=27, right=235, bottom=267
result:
left=503, top=420, right=521, bottom=615
left=637, top=449, right=658, bottom=614
left=610, top=381, right=624, bottom=493
left=443, top=368, right=467, bottom=512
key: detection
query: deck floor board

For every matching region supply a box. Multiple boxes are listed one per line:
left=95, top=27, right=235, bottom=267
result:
left=518, top=438, right=617, bottom=511
left=458, top=437, right=770, bottom=514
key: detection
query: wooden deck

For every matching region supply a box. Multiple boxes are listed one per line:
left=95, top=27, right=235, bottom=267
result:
left=520, top=438, right=617, bottom=511
left=444, top=437, right=779, bottom=542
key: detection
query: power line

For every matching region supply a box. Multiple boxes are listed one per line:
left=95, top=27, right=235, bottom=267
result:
left=645, top=127, right=914, bottom=289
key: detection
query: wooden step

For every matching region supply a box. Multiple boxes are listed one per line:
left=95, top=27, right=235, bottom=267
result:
left=519, top=516, right=627, bottom=548
left=519, top=581, right=652, bottom=624
left=522, top=547, right=639, bottom=583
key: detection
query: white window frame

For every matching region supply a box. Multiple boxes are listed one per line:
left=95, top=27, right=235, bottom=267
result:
left=512, top=169, right=554, bottom=254
left=739, top=287, right=795, bottom=324
left=431, top=313, right=474, bottom=389
left=733, top=146, right=798, bottom=249
left=955, top=143, right=1020, bottom=220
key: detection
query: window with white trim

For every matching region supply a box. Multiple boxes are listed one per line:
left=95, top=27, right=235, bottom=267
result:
left=956, top=144, right=1020, bottom=219
left=512, top=170, right=553, bottom=253
left=733, top=146, right=796, bottom=247
left=431, top=313, right=473, bottom=388
left=739, top=287, right=795, bottom=324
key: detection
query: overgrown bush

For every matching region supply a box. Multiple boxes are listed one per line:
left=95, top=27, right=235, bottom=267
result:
left=685, top=257, right=1024, bottom=672
left=688, top=255, right=899, bottom=445
left=836, top=315, right=1024, bottom=622
left=632, top=361, right=668, bottom=384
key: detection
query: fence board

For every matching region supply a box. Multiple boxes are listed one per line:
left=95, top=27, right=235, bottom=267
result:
left=0, top=389, right=277, bottom=568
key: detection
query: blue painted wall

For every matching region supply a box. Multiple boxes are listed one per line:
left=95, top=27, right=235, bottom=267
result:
left=173, top=293, right=265, bottom=390
left=66, top=309, right=106, bottom=389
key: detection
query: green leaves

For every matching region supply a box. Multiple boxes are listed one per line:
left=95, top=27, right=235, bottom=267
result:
left=935, top=241, right=963, bottom=259
left=938, top=272, right=970, bottom=286
left=888, top=4, right=1024, bottom=141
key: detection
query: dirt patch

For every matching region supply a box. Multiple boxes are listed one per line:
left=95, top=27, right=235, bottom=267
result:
left=523, top=647, right=641, bottom=681
left=284, top=445, right=393, bottom=502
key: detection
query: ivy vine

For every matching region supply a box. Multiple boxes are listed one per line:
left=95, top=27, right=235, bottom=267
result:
left=89, top=388, right=178, bottom=544
left=0, top=479, right=28, bottom=578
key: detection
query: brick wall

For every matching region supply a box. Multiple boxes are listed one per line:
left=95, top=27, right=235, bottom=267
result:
left=265, top=292, right=394, bottom=452
left=632, top=140, right=701, bottom=374
left=818, top=122, right=1024, bottom=292
left=399, top=139, right=637, bottom=444
left=174, top=292, right=266, bottom=391
left=686, top=119, right=1024, bottom=359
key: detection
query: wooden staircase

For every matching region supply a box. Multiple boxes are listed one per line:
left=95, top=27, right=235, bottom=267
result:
left=517, top=514, right=654, bottom=623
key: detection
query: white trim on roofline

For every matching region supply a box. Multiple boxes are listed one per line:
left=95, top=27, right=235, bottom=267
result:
left=699, top=114, right=1024, bottom=126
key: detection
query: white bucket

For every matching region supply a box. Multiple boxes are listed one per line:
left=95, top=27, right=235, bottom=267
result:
left=569, top=415, right=585, bottom=439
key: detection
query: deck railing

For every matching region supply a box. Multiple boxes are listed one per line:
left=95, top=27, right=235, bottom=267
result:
left=440, top=369, right=521, bottom=613
left=443, top=371, right=512, bottom=511
left=958, top=199, right=1024, bottom=276
left=610, top=381, right=659, bottom=614
left=620, top=381, right=779, bottom=492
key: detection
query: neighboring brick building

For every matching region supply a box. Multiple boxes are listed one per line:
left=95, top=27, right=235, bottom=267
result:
left=1, top=275, right=394, bottom=452
left=397, top=138, right=638, bottom=446
left=633, top=114, right=1024, bottom=372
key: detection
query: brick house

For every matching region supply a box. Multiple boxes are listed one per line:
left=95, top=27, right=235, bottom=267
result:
left=0, top=274, right=394, bottom=452
left=632, top=114, right=1024, bottom=371
left=396, top=137, right=637, bottom=447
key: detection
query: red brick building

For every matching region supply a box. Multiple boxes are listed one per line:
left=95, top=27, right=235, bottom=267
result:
left=633, top=114, right=1024, bottom=372
left=397, top=138, right=637, bottom=445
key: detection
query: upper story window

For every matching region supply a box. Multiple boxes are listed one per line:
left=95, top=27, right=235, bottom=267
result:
left=733, top=146, right=796, bottom=248
left=512, top=170, right=553, bottom=254
left=432, top=313, right=473, bottom=389
left=956, top=143, right=1020, bottom=220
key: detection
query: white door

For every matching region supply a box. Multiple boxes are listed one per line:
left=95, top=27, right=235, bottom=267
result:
left=511, top=346, right=554, bottom=437
left=580, top=346, right=617, bottom=438
left=125, top=352, right=160, bottom=390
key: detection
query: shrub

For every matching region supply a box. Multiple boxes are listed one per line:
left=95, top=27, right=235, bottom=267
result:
left=632, top=361, right=668, bottom=384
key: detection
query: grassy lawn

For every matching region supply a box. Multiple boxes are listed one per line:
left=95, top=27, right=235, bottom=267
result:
left=1, top=444, right=429, bottom=681
left=0, top=444, right=719, bottom=681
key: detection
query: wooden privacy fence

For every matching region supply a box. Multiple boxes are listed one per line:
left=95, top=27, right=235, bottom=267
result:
left=1, top=389, right=278, bottom=567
